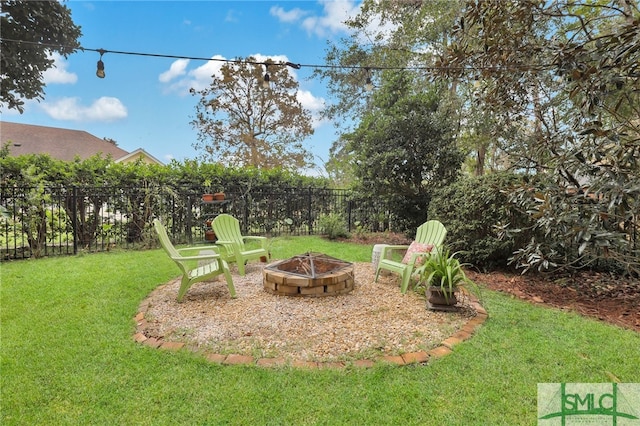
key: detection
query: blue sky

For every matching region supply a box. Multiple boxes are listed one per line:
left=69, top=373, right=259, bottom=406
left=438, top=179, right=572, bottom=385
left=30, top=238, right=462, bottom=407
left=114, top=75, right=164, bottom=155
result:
left=3, top=1, right=365, bottom=171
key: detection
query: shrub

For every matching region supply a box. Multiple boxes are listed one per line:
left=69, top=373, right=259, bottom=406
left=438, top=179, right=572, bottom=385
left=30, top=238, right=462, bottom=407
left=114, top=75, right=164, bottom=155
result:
left=428, top=172, right=534, bottom=271
left=317, top=213, right=349, bottom=240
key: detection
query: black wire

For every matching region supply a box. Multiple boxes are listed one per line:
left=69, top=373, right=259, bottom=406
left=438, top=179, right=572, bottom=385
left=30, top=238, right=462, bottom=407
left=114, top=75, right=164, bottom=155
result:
left=1, top=36, right=555, bottom=74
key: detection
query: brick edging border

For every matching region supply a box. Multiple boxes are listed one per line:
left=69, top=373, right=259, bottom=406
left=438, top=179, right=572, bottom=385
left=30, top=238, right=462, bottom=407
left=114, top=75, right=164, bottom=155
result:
left=132, top=297, right=488, bottom=369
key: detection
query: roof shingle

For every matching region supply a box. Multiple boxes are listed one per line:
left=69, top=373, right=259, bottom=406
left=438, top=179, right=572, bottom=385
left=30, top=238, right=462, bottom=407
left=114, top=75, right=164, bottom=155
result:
left=1, top=121, right=129, bottom=161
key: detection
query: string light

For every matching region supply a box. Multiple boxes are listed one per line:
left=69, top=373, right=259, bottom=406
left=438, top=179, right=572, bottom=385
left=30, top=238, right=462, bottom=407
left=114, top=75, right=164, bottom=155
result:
left=0, top=37, right=554, bottom=85
left=262, top=63, right=270, bottom=89
left=364, top=68, right=374, bottom=91
left=96, top=49, right=106, bottom=78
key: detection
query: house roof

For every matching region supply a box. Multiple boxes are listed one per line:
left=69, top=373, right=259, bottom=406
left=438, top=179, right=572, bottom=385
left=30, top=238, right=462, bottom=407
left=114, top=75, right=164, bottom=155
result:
left=116, top=148, right=164, bottom=165
left=1, top=121, right=129, bottom=161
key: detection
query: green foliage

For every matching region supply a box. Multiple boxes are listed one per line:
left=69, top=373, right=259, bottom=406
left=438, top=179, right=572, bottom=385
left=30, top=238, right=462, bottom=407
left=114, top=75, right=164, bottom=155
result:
left=314, top=0, right=461, bottom=135
left=428, top=172, right=534, bottom=271
left=414, top=247, right=478, bottom=300
left=315, top=0, right=639, bottom=275
left=324, top=135, right=358, bottom=188
left=317, top=213, right=349, bottom=240
left=507, top=174, right=639, bottom=275
left=0, top=0, right=82, bottom=112
left=345, top=73, right=465, bottom=232
left=9, top=164, right=52, bottom=257
left=436, top=1, right=640, bottom=275
left=0, top=154, right=332, bottom=252
left=0, top=154, right=329, bottom=191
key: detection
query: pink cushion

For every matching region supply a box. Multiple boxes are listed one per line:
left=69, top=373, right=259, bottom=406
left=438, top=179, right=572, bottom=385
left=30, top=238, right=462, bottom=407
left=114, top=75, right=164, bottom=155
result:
left=401, top=242, right=434, bottom=265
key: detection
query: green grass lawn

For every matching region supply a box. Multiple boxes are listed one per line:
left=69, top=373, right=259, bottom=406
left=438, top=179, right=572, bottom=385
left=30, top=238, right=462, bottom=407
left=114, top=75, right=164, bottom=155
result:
left=2, top=237, right=639, bottom=425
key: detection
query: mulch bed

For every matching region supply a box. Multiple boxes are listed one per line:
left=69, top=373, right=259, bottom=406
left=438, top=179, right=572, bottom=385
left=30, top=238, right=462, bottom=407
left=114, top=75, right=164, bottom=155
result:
left=467, top=270, right=640, bottom=333
left=343, top=232, right=639, bottom=333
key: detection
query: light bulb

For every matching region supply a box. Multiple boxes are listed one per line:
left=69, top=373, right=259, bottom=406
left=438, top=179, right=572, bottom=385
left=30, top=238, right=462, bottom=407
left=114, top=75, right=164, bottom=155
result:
left=96, top=60, right=105, bottom=78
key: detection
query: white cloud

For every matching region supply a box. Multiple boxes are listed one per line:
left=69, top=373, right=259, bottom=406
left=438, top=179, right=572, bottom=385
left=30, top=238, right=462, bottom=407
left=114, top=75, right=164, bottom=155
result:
left=186, top=56, right=227, bottom=91
left=297, top=89, right=327, bottom=129
left=252, top=53, right=297, bottom=79
left=42, top=52, right=78, bottom=84
left=270, top=0, right=394, bottom=43
left=272, top=0, right=360, bottom=38
left=270, top=5, right=309, bottom=23
left=159, top=55, right=226, bottom=94
left=41, top=97, right=127, bottom=122
left=305, top=0, right=360, bottom=37
left=159, top=59, right=190, bottom=83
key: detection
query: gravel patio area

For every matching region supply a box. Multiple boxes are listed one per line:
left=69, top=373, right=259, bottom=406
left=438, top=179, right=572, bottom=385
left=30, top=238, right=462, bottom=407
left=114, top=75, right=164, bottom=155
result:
left=139, top=262, right=477, bottom=363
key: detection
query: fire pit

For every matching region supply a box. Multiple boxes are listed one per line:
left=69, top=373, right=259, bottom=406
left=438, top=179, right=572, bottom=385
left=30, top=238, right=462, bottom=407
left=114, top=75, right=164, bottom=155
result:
left=263, top=252, right=354, bottom=297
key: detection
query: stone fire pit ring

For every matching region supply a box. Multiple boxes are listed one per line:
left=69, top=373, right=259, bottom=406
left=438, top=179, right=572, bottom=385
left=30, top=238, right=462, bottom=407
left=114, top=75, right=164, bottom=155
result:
left=263, top=252, right=355, bottom=297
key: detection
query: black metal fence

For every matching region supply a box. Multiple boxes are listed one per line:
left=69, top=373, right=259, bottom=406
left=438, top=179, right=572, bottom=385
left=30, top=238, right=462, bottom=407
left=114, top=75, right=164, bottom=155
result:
left=0, top=185, right=392, bottom=260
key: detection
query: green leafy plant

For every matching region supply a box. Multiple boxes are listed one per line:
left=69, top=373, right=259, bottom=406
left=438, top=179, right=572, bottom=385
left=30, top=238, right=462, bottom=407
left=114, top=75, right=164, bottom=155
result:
left=414, top=247, right=478, bottom=302
left=202, top=178, right=212, bottom=193
left=317, top=213, right=349, bottom=240
left=352, top=220, right=369, bottom=239
left=428, top=172, right=534, bottom=271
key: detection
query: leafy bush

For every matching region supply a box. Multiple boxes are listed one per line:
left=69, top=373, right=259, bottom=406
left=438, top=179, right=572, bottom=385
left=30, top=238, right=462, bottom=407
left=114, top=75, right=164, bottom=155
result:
left=344, top=76, right=465, bottom=233
left=317, top=213, right=349, bottom=240
left=507, top=173, right=639, bottom=276
left=428, top=172, right=534, bottom=271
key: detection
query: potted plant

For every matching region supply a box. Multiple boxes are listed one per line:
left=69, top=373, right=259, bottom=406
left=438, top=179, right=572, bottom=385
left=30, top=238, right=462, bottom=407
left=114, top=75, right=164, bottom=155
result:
left=414, top=247, right=478, bottom=311
left=202, top=178, right=214, bottom=202
left=203, top=219, right=216, bottom=241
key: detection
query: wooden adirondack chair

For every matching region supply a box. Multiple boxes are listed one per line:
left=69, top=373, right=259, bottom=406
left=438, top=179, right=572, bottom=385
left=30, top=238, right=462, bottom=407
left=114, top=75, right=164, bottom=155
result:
left=153, top=219, right=236, bottom=302
left=374, top=220, right=447, bottom=294
left=211, top=214, right=270, bottom=276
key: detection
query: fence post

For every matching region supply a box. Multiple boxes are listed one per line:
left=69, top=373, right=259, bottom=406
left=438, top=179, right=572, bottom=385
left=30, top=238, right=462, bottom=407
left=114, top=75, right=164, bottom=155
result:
left=186, top=194, right=193, bottom=245
left=308, top=187, right=313, bottom=235
left=71, top=186, right=78, bottom=255
left=243, top=193, right=250, bottom=234
left=347, top=198, right=353, bottom=232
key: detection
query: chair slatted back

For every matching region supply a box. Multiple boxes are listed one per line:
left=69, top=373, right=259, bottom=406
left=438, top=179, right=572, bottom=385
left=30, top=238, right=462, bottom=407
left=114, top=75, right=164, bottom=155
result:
left=415, top=220, right=447, bottom=247
left=153, top=219, right=181, bottom=259
left=211, top=214, right=245, bottom=250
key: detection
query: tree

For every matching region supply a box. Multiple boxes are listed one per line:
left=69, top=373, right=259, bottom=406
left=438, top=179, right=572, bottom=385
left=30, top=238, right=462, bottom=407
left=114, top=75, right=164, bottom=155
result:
left=314, top=0, right=502, bottom=181
left=314, top=0, right=463, bottom=130
left=190, top=57, right=314, bottom=170
left=324, top=135, right=357, bottom=188
left=436, top=0, right=640, bottom=274
left=0, top=0, right=82, bottom=112
left=345, top=72, right=464, bottom=232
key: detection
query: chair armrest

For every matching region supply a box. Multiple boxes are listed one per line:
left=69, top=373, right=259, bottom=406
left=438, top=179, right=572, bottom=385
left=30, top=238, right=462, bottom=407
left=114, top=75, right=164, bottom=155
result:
left=172, top=252, right=222, bottom=262
left=177, top=246, right=220, bottom=255
left=242, top=236, right=267, bottom=242
left=380, top=244, right=410, bottom=258
left=242, top=236, right=269, bottom=248
left=406, top=250, right=432, bottom=265
left=212, top=240, right=237, bottom=257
